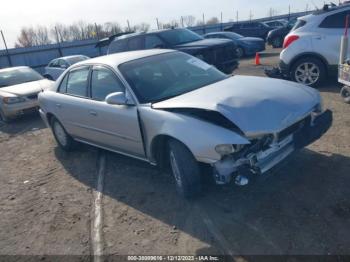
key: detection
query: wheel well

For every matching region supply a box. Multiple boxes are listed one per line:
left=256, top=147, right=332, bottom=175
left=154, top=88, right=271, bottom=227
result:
left=46, top=113, right=55, bottom=126
left=290, top=53, right=329, bottom=75
left=151, top=135, right=196, bottom=170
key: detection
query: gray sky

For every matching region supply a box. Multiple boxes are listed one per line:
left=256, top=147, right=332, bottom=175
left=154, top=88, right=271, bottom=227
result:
left=0, top=0, right=327, bottom=48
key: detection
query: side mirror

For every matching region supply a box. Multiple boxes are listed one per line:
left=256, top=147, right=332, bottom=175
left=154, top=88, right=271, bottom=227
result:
left=106, top=92, right=134, bottom=106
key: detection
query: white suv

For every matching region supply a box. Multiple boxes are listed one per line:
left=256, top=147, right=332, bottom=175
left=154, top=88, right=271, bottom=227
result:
left=280, top=4, right=350, bottom=87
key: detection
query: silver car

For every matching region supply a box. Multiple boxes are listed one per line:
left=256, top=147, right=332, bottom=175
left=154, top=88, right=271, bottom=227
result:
left=0, top=66, right=53, bottom=122
left=44, top=55, right=90, bottom=80
left=38, top=49, right=332, bottom=198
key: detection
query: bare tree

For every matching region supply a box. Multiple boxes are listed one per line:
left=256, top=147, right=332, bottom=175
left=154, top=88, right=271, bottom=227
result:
left=103, top=22, right=123, bottom=36
left=206, top=17, right=219, bottom=25
left=133, top=23, right=150, bottom=32
left=15, top=26, right=51, bottom=47
left=182, top=15, right=196, bottom=27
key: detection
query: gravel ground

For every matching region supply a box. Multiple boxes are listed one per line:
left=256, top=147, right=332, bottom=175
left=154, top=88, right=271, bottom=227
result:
left=0, top=51, right=349, bottom=259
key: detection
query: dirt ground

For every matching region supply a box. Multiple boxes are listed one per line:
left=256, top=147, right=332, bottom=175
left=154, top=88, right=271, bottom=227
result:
left=1, top=50, right=350, bottom=260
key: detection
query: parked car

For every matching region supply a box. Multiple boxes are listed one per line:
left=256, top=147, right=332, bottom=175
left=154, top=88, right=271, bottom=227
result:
left=0, top=66, right=53, bottom=122
left=263, top=19, right=287, bottom=29
left=44, top=55, right=89, bottom=80
left=204, top=32, right=265, bottom=58
left=105, top=28, right=239, bottom=74
left=224, top=22, right=272, bottom=40
left=39, top=49, right=332, bottom=198
left=267, top=18, right=297, bottom=48
left=280, top=4, right=350, bottom=87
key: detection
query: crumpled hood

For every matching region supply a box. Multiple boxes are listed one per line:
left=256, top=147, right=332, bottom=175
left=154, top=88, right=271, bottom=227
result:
left=152, top=76, right=320, bottom=136
left=174, top=38, right=233, bottom=49
left=0, top=79, right=53, bottom=96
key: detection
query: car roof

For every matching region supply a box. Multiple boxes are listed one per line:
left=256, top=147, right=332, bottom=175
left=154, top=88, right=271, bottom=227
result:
left=112, top=28, right=188, bottom=41
left=73, top=49, right=176, bottom=69
left=0, top=66, right=30, bottom=73
left=52, top=55, right=87, bottom=61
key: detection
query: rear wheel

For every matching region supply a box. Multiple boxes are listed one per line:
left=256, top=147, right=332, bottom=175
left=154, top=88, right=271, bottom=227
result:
left=340, top=86, right=350, bottom=104
left=291, top=57, right=326, bottom=87
left=168, top=139, right=202, bottom=198
left=44, top=75, right=53, bottom=80
left=51, top=117, right=76, bottom=151
left=272, top=37, right=283, bottom=48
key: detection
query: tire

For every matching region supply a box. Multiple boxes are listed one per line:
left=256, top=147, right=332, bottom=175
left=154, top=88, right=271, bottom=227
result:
left=168, top=139, right=202, bottom=198
left=272, top=37, right=283, bottom=48
left=291, top=57, right=326, bottom=87
left=0, top=110, right=11, bottom=123
left=340, top=86, right=350, bottom=104
left=44, top=75, right=53, bottom=80
left=236, top=47, right=245, bottom=58
left=51, top=117, right=76, bottom=151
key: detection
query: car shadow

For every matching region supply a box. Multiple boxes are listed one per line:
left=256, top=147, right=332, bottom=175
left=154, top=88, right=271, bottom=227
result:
left=54, top=146, right=350, bottom=255
left=0, top=112, right=46, bottom=135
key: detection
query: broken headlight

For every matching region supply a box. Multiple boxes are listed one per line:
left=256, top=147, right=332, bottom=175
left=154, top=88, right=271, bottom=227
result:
left=215, top=144, right=245, bottom=156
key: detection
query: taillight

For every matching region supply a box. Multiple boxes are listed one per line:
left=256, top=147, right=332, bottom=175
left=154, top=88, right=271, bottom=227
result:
left=283, top=35, right=299, bottom=49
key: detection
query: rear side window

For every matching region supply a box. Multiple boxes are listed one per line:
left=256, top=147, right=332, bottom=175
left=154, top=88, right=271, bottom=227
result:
left=108, top=40, right=127, bottom=54
left=319, top=11, right=350, bottom=28
left=66, top=67, right=89, bottom=97
left=291, top=20, right=306, bottom=31
left=58, top=74, right=69, bottom=93
left=145, top=35, right=164, bottom=49
left=128, top=37, right=144, bottom=51
left=91, top=67, right=125, bottom=101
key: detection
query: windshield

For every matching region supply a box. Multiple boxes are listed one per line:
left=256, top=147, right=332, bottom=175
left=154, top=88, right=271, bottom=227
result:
left=158, top=29, right=203, bottom=45
left=66, top=56, right=89, bottom=65
left=0, top=67, right=43, bottom=88
left=119, top=52, right=228, bottom=103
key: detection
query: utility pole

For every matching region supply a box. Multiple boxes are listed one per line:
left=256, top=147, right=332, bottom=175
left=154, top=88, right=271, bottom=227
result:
left=156, top=18, right=160, bottom=30
left=94, top=23, right=102, bottom=55
left=249, top=10, right=253, bottom=22
left=202, top=13, right=205, bottom=24
left=288, top=5, right=291, bottom=20
left=181, top=16, right=184, bottom=27
left=236, top=10, right=239, bottom=22
left=127, top=20, right=131, bottom=31
left=54, top=27, right=63, bottom=57
left=0, top=30, right=12, bottom=67
left=221, top=12, right=223, bottom=31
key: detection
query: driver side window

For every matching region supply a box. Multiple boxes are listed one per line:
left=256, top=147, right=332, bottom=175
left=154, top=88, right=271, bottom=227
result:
left=91, top=67, right=125, bottom=101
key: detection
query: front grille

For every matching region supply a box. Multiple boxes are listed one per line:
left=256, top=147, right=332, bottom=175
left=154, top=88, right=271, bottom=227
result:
left=277, top=116, right=311, bottom=141
left=27, top=93, right=38, bottom=100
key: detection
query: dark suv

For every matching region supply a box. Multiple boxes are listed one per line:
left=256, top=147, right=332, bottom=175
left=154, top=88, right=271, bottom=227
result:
left=106, top=28, right=239, bottom=74
left=224, top=22, right=272, bottom=40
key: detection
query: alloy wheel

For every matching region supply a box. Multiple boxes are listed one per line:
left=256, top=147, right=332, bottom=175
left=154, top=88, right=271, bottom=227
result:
left=53, top=121, right=68, bottom=147
left=294, top=62, right=320, bottom=85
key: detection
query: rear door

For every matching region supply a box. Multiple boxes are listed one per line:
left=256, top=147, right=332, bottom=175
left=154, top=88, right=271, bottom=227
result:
left=52, top=66, right=94, bottom=138
left=316, top=10, right=350, bottom=66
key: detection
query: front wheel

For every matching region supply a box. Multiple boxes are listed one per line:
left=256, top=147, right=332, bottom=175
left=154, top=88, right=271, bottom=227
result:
left=168, top=139, right=202, bottom=198
left=340, top=86, right=350, bottom=104
left=236, top=47, right=244, bottom=58
left=272, top=37, right=283, bottom=48
left=291, top=57, right=326, bottom=87
left=51, top=117, right=76, bottom=151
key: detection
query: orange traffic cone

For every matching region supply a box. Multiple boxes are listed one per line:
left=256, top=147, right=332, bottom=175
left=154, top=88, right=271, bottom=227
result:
left=255, top=52, right=261, bottom=65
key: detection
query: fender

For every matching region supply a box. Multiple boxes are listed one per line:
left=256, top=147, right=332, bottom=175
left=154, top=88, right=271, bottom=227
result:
left=138, top=106, right=250, bottom=164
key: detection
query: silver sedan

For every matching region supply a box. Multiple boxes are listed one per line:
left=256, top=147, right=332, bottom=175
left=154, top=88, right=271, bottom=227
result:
left=38, top=49, right=332, bottom=198
left=0, top=66, right=53, bottom=122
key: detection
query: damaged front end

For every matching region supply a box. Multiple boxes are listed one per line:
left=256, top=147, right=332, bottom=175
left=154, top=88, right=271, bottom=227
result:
left=213, top=109, right=333, bottom=186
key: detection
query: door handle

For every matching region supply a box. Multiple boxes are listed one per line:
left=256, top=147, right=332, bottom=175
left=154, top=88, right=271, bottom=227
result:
left=56, top=103, right=62, bottom=108
left=89, top=110, right=97, bottom=116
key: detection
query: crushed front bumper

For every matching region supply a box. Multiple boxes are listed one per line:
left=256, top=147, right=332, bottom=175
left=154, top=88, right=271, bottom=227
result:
left=213, top=110, right=333, bottom=184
